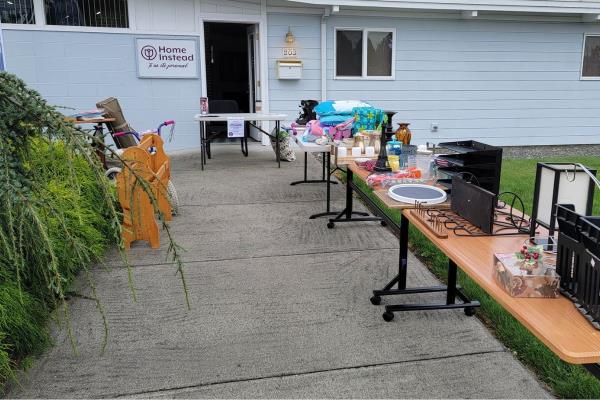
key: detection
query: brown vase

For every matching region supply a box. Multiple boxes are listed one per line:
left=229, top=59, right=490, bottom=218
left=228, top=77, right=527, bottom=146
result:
left=395, top=123, right=412, bottom=145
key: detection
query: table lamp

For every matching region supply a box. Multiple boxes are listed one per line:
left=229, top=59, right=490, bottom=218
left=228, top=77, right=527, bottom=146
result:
left=374, top=111, right=396, bottom=172
left=530, top=162, right=597, bottom=244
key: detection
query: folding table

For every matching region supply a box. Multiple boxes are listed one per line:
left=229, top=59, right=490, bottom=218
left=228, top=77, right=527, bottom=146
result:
left=194, top=113, right=287, bottom=171
left=336, top=162, right=600, bottom=375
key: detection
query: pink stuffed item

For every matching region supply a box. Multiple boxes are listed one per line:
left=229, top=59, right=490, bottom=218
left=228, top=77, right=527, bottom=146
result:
left=302, top=120, right=326, bottom=142
left=329, top=118, right=354, bottom=141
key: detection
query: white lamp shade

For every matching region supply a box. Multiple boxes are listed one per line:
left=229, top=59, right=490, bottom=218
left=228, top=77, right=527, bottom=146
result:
left=536, top=164, right=592, bottom=228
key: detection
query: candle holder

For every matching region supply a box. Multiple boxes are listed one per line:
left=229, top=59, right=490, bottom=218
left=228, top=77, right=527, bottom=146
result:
left=374, top=111, right=396, bottom=172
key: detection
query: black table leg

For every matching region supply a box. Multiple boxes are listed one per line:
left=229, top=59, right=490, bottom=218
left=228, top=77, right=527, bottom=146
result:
left=200, top=121, right=205, bottom=171
left=291, top=151, right=339, bottom=186
left=325, top=167, right=380, bottom=227
left=370, top=215, right=480, bottom=321
left=241, top=121, right=249, bottom=157
left=276, top=121, right=281, bottom=168
left=310, top=151, right=344, bottom=219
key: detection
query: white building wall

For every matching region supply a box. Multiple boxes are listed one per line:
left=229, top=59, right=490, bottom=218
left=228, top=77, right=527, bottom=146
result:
left=323, top=15, right=600, bottom=146
left=200, top=0, right=261, bottom=16
left=3, top=29, right=202, bottom=150
left=132, top=0, right=197, bottom=32
left=267, top=13, right=322, bottom=121
left=4, top=0, right=600, bottom=148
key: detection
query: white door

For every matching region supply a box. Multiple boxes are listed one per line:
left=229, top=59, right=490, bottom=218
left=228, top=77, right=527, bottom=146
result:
left=247, top=24, right=266, bottom=143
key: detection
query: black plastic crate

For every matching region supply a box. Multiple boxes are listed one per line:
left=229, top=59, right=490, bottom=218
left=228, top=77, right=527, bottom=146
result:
left=556, top=204, right=582, bottom=240
left=573, top=251, right=600, bottom=330
left=580, top=217, right=600, bottom=259
left=556, top=205, right=585, bottom=299
left=555, top=207, right=600, bottom=329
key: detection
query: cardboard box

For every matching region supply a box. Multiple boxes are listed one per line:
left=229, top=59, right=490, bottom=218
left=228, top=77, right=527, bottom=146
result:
left=494, top=253, right=560, bottom=298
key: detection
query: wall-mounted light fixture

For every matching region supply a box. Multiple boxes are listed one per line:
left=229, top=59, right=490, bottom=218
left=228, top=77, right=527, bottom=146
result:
left=285, top=27, right=295, bottom=44
left=530, top=162, right=597, bottom=243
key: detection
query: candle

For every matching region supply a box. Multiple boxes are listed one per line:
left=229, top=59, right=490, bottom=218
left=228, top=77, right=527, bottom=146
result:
left=351, top=147, right=362, bottom=157
left=337, top=147, right=347, bottom=157
left=365, top=146, right=375, bottom=156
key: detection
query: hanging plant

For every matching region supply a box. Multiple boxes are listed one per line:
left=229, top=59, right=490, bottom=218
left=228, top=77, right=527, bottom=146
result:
left=0, top=72, right=189, bottom=374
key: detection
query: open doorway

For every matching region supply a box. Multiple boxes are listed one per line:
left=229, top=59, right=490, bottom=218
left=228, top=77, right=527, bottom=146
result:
left=203, top=21, right=261, bottom=141
left=204, top=22, right=256, bottom=112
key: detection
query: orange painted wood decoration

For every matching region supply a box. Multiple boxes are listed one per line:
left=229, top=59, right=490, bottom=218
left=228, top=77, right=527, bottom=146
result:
left=116, top=133, right=172, bottom=249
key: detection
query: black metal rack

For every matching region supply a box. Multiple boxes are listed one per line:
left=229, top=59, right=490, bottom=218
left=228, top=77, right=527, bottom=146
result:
left=556, top=204, right=600, bottom=330
left=436, top=140, right=503, bottom=195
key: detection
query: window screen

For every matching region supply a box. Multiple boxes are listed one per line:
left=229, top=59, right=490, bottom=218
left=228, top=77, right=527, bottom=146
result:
left=0, top=0, right=35, bottom=24
left=367, top=31, right=393, bottom=76
left=336, top=30, right=363, bottom=77
left=44, top=0, right=128, bottom=28
left=582, top=35, right=600, bottom=78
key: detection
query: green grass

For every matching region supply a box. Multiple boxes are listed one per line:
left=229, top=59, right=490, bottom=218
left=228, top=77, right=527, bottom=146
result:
left=348, top=156, right=600, bottom=398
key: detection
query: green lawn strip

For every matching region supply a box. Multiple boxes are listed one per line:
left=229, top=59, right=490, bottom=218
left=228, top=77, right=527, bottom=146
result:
left=337, top=155, right=600, bottom=398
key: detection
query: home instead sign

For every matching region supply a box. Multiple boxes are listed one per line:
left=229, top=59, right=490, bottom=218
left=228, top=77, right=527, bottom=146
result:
left=136, top=38, right=198, bottom=79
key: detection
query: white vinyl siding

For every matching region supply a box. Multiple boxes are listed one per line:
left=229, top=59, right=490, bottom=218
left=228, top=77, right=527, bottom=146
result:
left=325, top=16, right=600, bottom=146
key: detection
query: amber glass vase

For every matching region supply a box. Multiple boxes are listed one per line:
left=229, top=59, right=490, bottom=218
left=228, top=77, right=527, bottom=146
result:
left=395, top=123, right=412, bottom=145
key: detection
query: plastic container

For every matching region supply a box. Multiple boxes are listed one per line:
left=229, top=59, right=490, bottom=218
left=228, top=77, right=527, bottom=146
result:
left=388, top=155, right=400, bottom=172
left=386, top=139, right=402, bottom=156
left=400, top=144, right=417, bottom=168
left=416, top=154, right=434, bottom=180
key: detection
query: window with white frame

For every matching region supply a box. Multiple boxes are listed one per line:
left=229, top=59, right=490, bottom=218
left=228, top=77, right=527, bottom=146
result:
left=0, top=0, right=35, bottom=24
left=335, top=28, right=395, bottom=79
left=582, top=34, right=600, bottom=78
left=44, top=0, right=128, bottom=28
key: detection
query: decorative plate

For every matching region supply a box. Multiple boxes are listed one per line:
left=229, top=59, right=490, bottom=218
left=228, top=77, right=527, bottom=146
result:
left=388, top=184, right=448, bottom=205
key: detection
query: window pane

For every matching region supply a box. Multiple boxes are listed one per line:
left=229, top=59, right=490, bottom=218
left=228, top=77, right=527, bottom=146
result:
left=367, top=31, right=393, bottom=76
left=44, top=0, right=129, bottom=28
left=582, top=36, right=600, bottom=77
left=0, top=0, right=35, bottom=24
left=336, top=30, right=362, bottom=77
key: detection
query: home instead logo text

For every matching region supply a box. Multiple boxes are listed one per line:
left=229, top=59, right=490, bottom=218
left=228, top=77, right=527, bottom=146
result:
left=141, top=44, right=195, bottom=72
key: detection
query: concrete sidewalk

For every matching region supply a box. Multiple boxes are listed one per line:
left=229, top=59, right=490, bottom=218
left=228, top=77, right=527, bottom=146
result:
left=10, top=142, right=549, bottom=398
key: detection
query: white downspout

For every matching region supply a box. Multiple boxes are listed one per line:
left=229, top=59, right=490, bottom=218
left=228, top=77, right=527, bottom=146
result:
left=321, top=8, right=329, bottom=101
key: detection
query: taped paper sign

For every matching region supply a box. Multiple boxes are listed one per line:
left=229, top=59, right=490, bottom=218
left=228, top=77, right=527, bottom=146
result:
left=227, top=118, right=244, bottom=138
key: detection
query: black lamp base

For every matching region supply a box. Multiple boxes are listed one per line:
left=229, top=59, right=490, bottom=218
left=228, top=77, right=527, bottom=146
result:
left=374, top=162, right=391, bottom=173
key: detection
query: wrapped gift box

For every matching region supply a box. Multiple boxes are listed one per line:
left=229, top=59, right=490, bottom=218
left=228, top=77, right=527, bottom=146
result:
left=494, top=253, right=560, bottom=298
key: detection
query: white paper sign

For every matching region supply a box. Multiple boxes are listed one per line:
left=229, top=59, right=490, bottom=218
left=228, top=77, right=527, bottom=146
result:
left=136, top=38, right=198, bottom=79
left=227, top=118, right=245, bottom=138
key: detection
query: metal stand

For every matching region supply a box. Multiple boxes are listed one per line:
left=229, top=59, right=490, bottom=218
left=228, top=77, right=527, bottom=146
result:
left=92, top=123, right=107, bottom=169
left=369, top=213, right=480, bottom=321
left=325, top=166, right=383, bottom=227
left=310, top=154, right=369, bottom=220
left=200, top=120, right=281, bottom=171
left=290, top=152, right=338, bottom=186
left=585, top=364, right=600, bottom=379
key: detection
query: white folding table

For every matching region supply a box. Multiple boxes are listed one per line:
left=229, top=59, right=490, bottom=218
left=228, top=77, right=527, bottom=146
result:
left=194, top=113, right=287, bottom=170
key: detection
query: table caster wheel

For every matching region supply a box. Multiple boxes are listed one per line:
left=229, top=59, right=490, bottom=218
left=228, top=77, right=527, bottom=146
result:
left=382, top=312, right=394, bottom=322
left=380, top=220, right=387, bottom=227
left=464, top=307, right=476, bottom=317
left=327, top=222, right=335, bottom=229
left=370, top=296, right=381, bottom=305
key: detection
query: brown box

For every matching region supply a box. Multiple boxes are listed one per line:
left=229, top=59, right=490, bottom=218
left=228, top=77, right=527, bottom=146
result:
left=494, top=253, right=560, bottom=298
